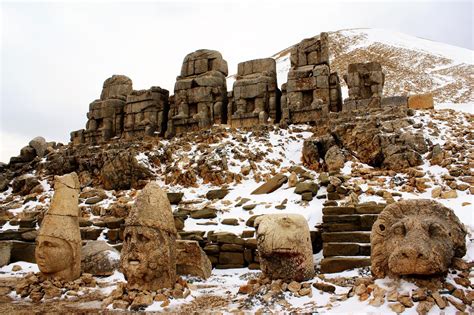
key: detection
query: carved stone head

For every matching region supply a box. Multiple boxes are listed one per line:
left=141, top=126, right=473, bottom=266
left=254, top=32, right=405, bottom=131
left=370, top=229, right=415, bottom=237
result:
left=36, top=172, right=81, bottom=281
left=254, top=214, right=314, bottom=281
left=371, top=199, right=467, bottom=278
left=120, top=182, right=177, bottom=290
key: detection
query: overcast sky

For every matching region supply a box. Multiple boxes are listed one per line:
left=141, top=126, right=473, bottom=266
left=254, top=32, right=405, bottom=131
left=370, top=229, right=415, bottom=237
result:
left=1, top=0, right=472, bottom=162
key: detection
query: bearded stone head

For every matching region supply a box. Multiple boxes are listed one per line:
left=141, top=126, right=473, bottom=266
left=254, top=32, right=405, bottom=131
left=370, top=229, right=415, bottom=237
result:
left=254, top=214, right=314, bottom=281
left=371, top=199, right=466, bottom=278
left=120, top=182, right=177, bottom=291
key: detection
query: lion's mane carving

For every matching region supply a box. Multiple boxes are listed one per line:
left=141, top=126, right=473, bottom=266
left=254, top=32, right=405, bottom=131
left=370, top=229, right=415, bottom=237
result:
left=371, top=199, right=466, bottom=278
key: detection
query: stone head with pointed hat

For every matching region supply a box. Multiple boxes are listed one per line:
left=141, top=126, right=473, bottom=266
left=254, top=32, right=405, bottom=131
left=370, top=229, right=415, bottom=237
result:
left=36, top=172, right=81, bottom=281
left=120, top=182, right=178, bottom=290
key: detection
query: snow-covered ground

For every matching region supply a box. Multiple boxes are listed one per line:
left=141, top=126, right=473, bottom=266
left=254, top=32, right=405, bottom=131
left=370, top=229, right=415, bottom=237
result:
left=0, top=103, right=472, bottom=313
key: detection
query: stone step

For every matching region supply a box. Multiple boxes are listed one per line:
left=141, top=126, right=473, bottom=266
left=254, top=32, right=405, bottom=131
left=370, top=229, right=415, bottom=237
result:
left=322, top=215, right=378, bottom=232
left=320, top=257, right=371, bottom=273
left=322, top=203, right=386, bottom=216
left=323, top=242, right=371, bottom=257
left=322, top=232, right=371, bottom=243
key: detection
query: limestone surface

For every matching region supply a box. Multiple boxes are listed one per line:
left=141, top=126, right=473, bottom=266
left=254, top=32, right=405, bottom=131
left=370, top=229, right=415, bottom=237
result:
left=255, top=214, right=314, bottom=281
left=371, top=199, right=467, bottom=278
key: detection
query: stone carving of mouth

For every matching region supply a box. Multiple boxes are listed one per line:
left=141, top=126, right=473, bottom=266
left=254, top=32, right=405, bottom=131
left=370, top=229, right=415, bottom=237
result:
left=128, top=259, right=140, bottom=266
left=273, top=248, right=297, bottom=256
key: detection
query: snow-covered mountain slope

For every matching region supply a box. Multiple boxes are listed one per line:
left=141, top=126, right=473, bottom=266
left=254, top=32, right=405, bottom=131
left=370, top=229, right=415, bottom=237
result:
left=229, top=28, right=473, bottom=103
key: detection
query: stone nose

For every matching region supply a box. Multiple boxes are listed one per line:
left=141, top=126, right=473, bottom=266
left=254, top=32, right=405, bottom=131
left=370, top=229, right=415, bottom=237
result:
left=400, top=247, right=426, bottom=260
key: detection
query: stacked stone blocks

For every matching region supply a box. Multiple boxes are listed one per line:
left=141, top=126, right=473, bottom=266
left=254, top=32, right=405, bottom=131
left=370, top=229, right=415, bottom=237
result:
left=229, top=58, right=280, bottom=127
left=167, top=49, right=228, bottom=137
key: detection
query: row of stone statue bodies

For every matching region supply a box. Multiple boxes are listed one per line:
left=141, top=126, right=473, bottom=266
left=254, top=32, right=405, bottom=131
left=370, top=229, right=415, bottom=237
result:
left=70, top=32, right=386, bottom=145
left=37, top=173, right=467, bottom=290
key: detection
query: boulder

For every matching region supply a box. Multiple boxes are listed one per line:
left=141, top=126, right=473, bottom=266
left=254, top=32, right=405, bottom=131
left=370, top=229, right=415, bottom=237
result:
left=167, top=192, right=184, bottom=205
left=100, top=150, right=152, bottom=190
left=176, top=240, right=212, bottom=279
left=294, top=182, right=319, bottom=196
left=251, top=174, right=288, bottom=194
left=19, top=146, right=37, bottom=162
left=29, top=136, right=48, bottom=158
left=324, top=146, right=345, bottom=172
left=82, top=241, right=120, bottom=276
left=206, top=189, right=229, bottom=200
left=11, top=174, right=40, bottom=195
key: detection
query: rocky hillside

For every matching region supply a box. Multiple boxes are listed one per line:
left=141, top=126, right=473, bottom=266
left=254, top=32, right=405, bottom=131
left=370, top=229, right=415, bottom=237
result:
left=229, top=28, right=473, bottom=103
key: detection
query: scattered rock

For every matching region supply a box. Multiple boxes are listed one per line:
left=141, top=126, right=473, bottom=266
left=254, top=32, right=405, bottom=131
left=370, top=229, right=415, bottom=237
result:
left=251, top=174, right=288, bottom=194
left=206, top=189, right=229, bottom=200
left=81, top=241, right=120, bottom=276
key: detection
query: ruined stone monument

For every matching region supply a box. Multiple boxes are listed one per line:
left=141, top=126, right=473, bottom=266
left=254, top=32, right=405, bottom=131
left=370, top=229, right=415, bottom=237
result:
left=166, top=49, right=228, bottom=137
left=123, top=87, right=169, bottom=138
left=371, top=199, right=467, bottom=278
left=282, top=32, right=342, bottom=125
left=254, top=214, right=314, bottom=281
left=228, top=58, right=280, bottom=127
left=343, top=62, right=385, bottom=110
left=35, top=172, right=81, bottom=281
left=120, top=182, right=178, bottom=290
left=70, top=75, right=133, bottom=144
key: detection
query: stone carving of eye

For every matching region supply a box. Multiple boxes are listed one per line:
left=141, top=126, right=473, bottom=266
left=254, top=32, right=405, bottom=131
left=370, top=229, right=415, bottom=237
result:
left=392, top=223, right=406, bottom=236
left=429, top=223, right=443, bottom=237
left=138, top=233, right=150, bottom=242
left=125, top=233, right=131, bottom=242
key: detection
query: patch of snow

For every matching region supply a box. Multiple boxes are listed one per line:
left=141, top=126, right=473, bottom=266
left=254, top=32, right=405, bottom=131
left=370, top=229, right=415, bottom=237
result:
left=0, top=261, right=39, bottom=276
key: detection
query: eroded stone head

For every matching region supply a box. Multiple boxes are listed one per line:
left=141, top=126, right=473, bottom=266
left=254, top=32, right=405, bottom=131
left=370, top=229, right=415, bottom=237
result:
left=255, top=214, right=314, bottom=281
left=120, top=182, right=177, bottom=290
left=36, top=172, right=81, bottom=281
left=371, top=199, right=467, bottom=278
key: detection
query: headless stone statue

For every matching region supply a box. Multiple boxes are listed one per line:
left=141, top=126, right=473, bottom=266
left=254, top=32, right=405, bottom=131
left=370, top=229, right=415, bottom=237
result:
left=120, top=182, right=178, bottom=290
left=35, top=172, right=81, bottom=282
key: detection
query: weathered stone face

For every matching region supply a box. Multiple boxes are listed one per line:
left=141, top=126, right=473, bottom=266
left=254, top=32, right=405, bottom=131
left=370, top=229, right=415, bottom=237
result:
left=121, top=226, right=176, bottom=290
left=229, top=58, right=280, bottom=127
left=371, top=199, right=467, bottom=278
left=167, top=49, right=228, bottom=137
left=120, top=182, right=177, bottom=291
left=36, top=235, right=75, bottom=274
left=255, top=214, right=314, bottom=281
left=35, top=172, right=81, bottom=282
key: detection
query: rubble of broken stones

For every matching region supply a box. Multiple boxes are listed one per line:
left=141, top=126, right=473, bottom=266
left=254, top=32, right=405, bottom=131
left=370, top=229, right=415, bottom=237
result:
left=1, top=169, right=472, bottom=312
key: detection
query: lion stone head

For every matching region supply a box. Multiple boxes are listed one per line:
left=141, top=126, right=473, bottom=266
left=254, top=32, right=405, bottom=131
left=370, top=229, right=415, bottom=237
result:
left=371, top=199, right=467, bottom=278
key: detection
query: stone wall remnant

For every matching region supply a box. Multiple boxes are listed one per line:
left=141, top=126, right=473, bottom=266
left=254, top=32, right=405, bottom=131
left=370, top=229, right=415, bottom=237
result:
left=255, top=214, right=314, bottom=281
left=166, top=49, right=228, bottom=137
left=282, top=33, right=342, bottom=125
left=124, top=87, right=169, bottom=138
left=343, top=62, right=385, bottom=110
left=229, top=58, right=280, bottom=127
left=120, top=182, right=178, bottom=291
left=35, top=172, right=81, bottom=281
left=371, top=199, right=466, bottom=278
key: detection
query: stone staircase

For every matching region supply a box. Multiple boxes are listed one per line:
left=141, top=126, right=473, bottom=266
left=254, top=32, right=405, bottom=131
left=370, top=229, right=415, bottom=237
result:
left=320, top=202, right=386, bottom=273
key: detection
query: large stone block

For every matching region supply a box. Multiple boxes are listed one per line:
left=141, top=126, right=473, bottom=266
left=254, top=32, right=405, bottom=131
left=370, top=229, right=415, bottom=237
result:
left=408, top=93, right=434, bottom=109
left=176, top=240, right=212, bottom=279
